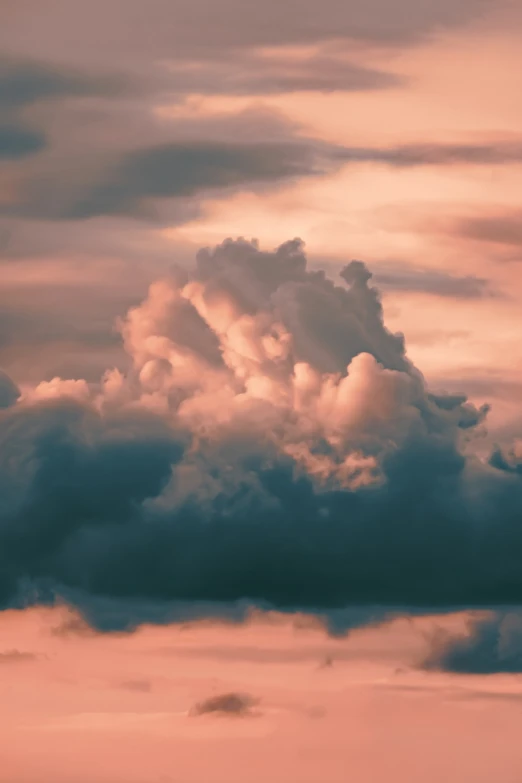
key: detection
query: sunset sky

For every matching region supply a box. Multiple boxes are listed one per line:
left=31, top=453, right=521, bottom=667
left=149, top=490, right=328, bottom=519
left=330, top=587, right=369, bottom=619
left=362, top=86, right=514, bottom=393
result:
left=2, top=1, right=522, bottom=781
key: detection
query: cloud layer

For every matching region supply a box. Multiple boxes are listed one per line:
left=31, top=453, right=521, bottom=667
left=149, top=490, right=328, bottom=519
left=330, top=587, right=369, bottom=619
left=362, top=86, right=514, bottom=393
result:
left=422, top=612, right=522, bottom=673
left=1, top=239, right=521, bottom=628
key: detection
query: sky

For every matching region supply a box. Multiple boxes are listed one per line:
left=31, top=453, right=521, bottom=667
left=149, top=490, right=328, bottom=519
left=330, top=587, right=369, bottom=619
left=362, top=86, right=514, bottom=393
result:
left=2, top=1, right=522, bottom=780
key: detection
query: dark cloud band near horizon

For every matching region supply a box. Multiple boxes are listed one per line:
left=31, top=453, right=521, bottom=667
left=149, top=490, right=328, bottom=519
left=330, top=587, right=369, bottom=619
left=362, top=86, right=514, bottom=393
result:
left=0, top=239, right=521, bottom=632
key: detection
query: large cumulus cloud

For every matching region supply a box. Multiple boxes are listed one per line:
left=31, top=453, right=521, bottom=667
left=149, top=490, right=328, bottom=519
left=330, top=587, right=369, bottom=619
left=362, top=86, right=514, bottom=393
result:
left=1, top=239, right=520, bottom=629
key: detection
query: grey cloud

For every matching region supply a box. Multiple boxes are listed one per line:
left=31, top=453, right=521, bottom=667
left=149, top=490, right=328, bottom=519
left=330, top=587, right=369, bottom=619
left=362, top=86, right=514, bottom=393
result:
left=10, top=138, right=522, bottom=224
left=372, top=265, right=498, bottom=299
left=69, top=141, right=323, bottom=218
left=430, top=374, right=522, bottom=403
left=0, top=107, right=306, bottom=230
left=489, top=443, right=522, bottom=474
left=0, top=57, right=131, bottom=164
left=422, top=612, right=522, bottom=673
left=1, top=0, right=493, bottom=68
left=0, top=56, right=129, bottom=110
left=162, top=53, right=404, bottom=97
left=336, top=141, right=522, bottom=167
left=454, top=213, right=522, bottom=248
left=8, top=140, right=330, bottom=221
left=0, top=123, right=46, bottom=159
left=0, top=369, right=20, bottom=408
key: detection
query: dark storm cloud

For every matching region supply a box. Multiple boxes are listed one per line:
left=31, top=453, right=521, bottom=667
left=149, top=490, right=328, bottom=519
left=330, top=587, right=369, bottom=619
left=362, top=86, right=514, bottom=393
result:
left=0, top=240, right=522, bottom=632
left=422, top=612, right=522, bottom=673
left=373, top=265, right=498, bottom=299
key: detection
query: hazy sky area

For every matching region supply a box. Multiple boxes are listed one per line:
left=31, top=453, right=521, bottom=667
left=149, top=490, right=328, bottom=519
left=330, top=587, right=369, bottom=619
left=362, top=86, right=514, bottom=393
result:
left=2, top=1, right=522, bottom=780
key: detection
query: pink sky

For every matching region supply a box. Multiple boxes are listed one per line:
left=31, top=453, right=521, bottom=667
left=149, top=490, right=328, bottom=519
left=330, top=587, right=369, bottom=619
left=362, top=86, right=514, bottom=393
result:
left=2, top=607, right=522, bottom=783
left=1, top=2, right=522, bottom=780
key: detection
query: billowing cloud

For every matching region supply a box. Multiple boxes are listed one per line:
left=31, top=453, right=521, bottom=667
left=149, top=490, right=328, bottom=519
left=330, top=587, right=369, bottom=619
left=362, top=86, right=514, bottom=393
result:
left=1, top=239, right=522, bottom=630
left=422, top=612, right=522, bottom=673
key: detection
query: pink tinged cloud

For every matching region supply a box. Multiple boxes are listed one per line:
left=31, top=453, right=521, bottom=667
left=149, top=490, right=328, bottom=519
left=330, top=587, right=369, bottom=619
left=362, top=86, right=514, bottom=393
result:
left=0, top=237, right=518, bottom=628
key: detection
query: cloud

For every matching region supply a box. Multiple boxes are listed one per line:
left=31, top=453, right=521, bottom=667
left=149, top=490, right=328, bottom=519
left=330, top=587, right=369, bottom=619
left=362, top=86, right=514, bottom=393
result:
left=0, top=57, right=131, bottom=164
left=422, top=612, right=522, bottom=673
left=430, top=374, right=522, bottom=403
left=372, top=265, right=498, bottom=299
left=1, top=239, right=522, bottom=630
left=0, top=369, right=20, bottom=408
left=160, top=52, right=404, bottom=97
left=57, top=141, right=328, bottom=220
left=489, top=441, right=522, bottom=474
left=453, top=213, right=522, bottom=248
left=0, top=649, right=37, bottom=663
left=10, top=138, right=522, bottom=223
left=336, top=141, right=522, bottom=167
left=190, top=692, right=259, bottom=716
left=0, top=122, right=46, bottom=159
left=0, top=56, right=129, bottom=110
left=1, top=0, right=493, bottom=68
left=6, top=139, right=334, bottom=221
